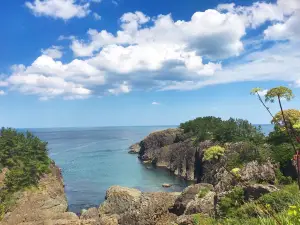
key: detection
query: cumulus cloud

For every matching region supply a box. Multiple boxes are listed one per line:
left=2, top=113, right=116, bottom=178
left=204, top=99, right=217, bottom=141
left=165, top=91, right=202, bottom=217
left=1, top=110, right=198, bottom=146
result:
left=0, top=90, right=6, bottom=96
left=25, top=0, right=91, bottom=20
left=108, top=81, right=131, bottom=95
left=41, top=46, right=63, bottom=59
left=3, top=0, right=300, bottom=100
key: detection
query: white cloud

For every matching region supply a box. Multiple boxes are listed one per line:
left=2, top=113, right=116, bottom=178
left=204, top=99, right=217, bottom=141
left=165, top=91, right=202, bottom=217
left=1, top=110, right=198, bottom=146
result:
left=152, top=101, right=160, bottom=105
left=41, top=46, right=63, bottom=59
left=70, top=10, right=245, bottom=59
left=25, top=0, right=91, bottom=20
left=258, top=89, right=268, bottom=96
left=4, top=0, right=300, bottom=100
left=0, top=90, right=6, bottom=96
left=108, top=81, right=131, bottom=95
left=6, top=55, right=105, bottom=100
left=93, top=12, right=101, bottom=20
left=112, top=0, right=118, bottom=6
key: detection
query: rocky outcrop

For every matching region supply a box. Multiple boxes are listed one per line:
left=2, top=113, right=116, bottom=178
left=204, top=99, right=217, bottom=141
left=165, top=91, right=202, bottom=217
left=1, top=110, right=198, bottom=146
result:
left=171, top=183, right=214, bottom=216
left=244, top=184, right=278, bottom=201
left=128, top=143, right=141, bottom=154
left=99, top=185, right=180, bottom=225
left=0, top=163, right=100, bottom=225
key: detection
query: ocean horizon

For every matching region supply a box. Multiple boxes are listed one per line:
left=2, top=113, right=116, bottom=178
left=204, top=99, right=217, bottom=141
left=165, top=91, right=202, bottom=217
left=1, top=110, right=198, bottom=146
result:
left=20, top=124, right=274, bottom=213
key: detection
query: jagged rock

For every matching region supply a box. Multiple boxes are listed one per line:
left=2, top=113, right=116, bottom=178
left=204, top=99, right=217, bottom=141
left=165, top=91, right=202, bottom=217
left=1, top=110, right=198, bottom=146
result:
left=245, top=184, right=278, bottom=200
left=128, top=143, right=141, bottom=154
left=240, top=161, right=277, bottom=184
left=0, top=163, right=70, bottom=225
left=99, top=215, right=119, bottom=225
left=139, top=128, right=183, bottom=161
left=170, top=183, right=214, bottom=216
left=81, top=207, right=99, bottom=220
left=176, top=215, right=195, bottom=225
left=99, top=186, right=142, bottom=216
left=99, top=186, right=180, bottom=225
left=184, top=191, right=215, bottom=216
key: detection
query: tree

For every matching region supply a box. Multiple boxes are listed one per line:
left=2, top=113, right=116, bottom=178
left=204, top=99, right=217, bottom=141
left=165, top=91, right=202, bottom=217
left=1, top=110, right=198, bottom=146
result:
left=265, top=86, right=300, bottom=189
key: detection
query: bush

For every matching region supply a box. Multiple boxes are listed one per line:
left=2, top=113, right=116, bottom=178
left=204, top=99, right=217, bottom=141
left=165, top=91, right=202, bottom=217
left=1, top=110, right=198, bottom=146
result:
left=203, top=145, right=225, bottom=161
left=219, top=187, right=245, bottom=217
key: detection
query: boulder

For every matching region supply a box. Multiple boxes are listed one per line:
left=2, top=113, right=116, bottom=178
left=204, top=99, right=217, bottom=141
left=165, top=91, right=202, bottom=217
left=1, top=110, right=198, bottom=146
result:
left=184, top=191, right=215, bottom=216
left=162, top=183, right=172, bottom=188
left=99, top=186, right=142, bottom=216
left=244, top=184, right=278, bottom=200
left=80, top=207, right=100, bottom=222
left=99, top=185, right=180, bottom=225
left=170, top=183, right=214, bottom=216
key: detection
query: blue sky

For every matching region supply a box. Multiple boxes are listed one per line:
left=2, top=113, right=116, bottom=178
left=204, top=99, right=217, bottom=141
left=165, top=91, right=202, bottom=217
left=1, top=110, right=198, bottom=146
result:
left=0, top=0, right=300, bottom=128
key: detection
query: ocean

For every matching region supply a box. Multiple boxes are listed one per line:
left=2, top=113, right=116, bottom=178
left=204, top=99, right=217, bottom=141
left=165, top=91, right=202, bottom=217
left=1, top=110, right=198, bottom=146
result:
left=26, top=124, right=273, bottom=213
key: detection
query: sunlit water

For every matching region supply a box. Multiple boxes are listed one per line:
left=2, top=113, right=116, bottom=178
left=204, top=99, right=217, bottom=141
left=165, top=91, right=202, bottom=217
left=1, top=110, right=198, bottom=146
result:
left=24, top=124, right=273, bottom=213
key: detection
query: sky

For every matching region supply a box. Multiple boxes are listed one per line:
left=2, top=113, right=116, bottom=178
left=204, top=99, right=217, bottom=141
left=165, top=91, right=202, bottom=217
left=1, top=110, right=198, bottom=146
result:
left=0, top=0, right=300, bottom=128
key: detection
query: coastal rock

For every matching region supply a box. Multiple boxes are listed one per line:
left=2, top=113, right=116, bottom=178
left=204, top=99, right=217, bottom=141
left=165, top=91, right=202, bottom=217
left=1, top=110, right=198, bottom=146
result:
left=80, top=207, right=100, bottom=221
left=244, top=184, right=278, bottom=201
left=99, top=186, right=142, bottom=215
left=0, top=163, right=76, bottom=225
left=128, top=143, right=141, bottom=154
left=176, top=215, right=195, bottom=225
left=99, top=185, right=180, bottom=225
left=162, top=183, right=172, bottom=188
left=240, top=160, right=277, bottom=184
left=184, top=191, right=215, bottom=216
left=171, top=183, right=214, bottom=216
left=139, top=128, right=183, bottom=160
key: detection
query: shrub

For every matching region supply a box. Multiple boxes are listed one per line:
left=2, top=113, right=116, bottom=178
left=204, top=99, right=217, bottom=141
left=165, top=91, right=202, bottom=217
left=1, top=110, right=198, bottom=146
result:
left=219, top=187, right=245, bottom=217
left=203, top=145, right=225, bottom=161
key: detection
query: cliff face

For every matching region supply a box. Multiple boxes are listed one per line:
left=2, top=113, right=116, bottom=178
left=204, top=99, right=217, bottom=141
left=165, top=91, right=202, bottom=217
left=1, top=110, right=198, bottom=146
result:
left=0, top=163, right=99, bottom=225
left=131, top=129, right=278, bottom=188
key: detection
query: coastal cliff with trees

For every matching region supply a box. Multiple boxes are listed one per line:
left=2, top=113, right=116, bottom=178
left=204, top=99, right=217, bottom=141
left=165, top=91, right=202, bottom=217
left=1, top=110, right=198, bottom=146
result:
left=1, top=86, right=300, bottom=225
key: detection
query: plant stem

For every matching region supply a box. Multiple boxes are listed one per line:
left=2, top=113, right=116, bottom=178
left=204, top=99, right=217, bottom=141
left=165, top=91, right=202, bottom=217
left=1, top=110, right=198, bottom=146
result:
left=256, top=93, right=275, bottom=120
left=277, top=95, right=300, bottom=190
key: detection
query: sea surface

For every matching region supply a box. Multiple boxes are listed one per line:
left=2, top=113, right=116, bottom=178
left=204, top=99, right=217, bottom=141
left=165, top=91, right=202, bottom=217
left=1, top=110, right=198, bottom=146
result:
left=25, top=124, right=273, bottom=213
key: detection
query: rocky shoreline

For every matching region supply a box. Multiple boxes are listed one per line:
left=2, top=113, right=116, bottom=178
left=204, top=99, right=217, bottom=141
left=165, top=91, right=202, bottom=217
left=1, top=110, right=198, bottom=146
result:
left=0, top=128, right=286, bottom=225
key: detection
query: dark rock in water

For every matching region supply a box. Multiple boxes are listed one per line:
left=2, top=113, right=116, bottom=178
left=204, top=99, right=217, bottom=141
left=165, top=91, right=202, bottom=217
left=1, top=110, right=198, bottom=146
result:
left=244, top=184, right=278, bottom=201
left=170, top=183, right=214, bottom=216
left=128, top=143, right=141, bottom=154
left=162, top=183, right=172, bottom=188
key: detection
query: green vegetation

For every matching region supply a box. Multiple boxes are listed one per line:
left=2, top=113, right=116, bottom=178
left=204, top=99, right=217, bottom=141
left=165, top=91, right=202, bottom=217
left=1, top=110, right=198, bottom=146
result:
left=0, top=128, right=51, bottom=218
left=203, top=145, right=225, bottom=161
left=198, top=187, right=210, bottom=198
left=180, top=116, right=264, bottom=144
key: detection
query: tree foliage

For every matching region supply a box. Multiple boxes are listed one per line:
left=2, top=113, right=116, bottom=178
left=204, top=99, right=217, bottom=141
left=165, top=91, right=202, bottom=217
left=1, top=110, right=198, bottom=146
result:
left=179, top=116, right=264, bottom=144
left=0, top=128, right=51, bottom=217
left=265, top=86, right=294, bottom=103
left=272, top=109, right=300, bottom=129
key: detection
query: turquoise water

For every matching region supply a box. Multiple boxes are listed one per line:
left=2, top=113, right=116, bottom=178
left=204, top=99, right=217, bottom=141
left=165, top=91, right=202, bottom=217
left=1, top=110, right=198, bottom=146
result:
left=28, top=126, right=191, bottom=213
left=26, top=124, right=273, bottom=213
